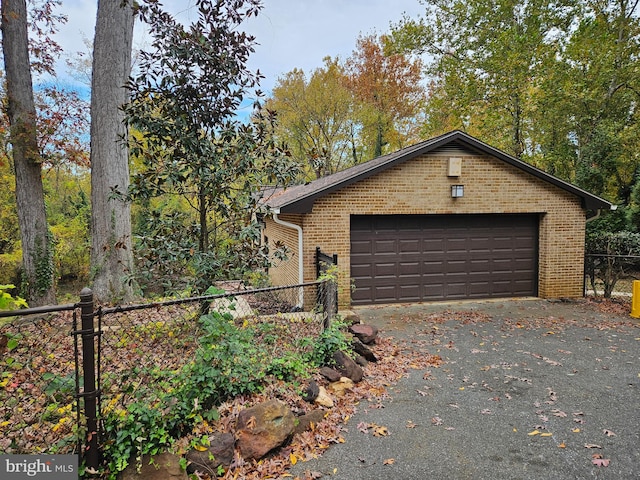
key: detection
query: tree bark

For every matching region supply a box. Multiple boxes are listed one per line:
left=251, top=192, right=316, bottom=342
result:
left=90, top=0, right=135, bottom=303
left=1, top=0, right=56, bottom=306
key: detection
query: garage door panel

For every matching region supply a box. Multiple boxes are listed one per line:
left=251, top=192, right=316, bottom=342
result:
left=373, top=286, right=398, bottom=302
left=375, top=263, right=396, bottom=277
left=351, top=214, right=538, bottom=305
left=399, top=261, right=421, bottom=276
left=399, top=239, right=421, bottom=253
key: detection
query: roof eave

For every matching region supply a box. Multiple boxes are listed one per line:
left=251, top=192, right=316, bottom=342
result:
left=272, top=130, right=614, bottom=214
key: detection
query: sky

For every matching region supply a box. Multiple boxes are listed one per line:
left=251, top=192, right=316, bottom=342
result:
left=55, top=0, right=426, bottom=94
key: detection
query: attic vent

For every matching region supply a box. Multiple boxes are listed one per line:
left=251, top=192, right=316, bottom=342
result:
left=448, top=157, right=462, bottom=177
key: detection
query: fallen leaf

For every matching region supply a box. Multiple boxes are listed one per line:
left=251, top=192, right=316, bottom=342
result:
left=406, top=421, right=417, bottom=429
left=585, top=444, right=602, bottom=449
left=383, top=458, right=395, bottom=465
left=481, top=409, right=492, bottom=415
left=572, top=428, right=581, bottom=433
left=357, top=422, right=369, bottom=434
left=246, top=415, right=257, bottom=430
left=528, top=430, right=540, bottom=436
left=289, top=453, right=297, bottom=465
left=431, top=416, right=444, bottom=426
left=592, top=454, right=610, bottom=467
left=540, top=432, right=553, bottom=437
left=603, top=429, right=616, bottom=437
left=373, top=426, right=389, bottom=437
left=559, top=442, right=566, bottom=448
left=552, top=409, right=567, bottom=418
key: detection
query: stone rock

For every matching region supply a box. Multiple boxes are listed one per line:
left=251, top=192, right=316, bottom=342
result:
left=293, top=409, right=326, bottom=435
left=185, top=433, right=235, bottom=476
left=314, top=386, right=334, bottom=408
left=328, top=377, right=354, bottom=397
left=119, top=452, right=186, bottom=480
left=332, top=350, right=364, bottom=383
left=352, top=338, right=378, bottom=362
left=236, top=400, right=295, bottom=460
left=302, top=380, right=320, bottom=402
left=354, top=354, right=368, bottom=367
left=342, top=312, right=361, bottom=325
left=210, top=296, right=253, bottom=319
left=319, top=366, right=342, bottom=382
left=349, top=324, right=378, bottom=345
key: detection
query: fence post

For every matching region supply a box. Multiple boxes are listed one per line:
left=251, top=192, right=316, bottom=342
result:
left=79, top=287, right=99, bottom=470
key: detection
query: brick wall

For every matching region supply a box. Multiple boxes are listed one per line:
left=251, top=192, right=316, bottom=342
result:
left=264, top=213, right=303, bottom=287
left=268, top=148, right=587, bottom=307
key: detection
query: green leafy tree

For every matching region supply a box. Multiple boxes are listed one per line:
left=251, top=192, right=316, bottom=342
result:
left=126, top=0, right=299, bottom=293
left=388, top=0, right=574, bottom=160
left=390, top=0, right=640, bottom=210
left=537, top=1, right=640, bottom=201
left=265, top=57, right=357, bottom=180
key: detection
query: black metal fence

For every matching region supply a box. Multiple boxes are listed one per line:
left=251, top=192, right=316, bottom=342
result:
left=0, top=279, right=337, bottom=471
left=316, top=247, right=338, bottom=324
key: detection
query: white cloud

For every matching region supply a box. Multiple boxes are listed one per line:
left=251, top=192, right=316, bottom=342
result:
left=54, top=0, right=424, bottom=92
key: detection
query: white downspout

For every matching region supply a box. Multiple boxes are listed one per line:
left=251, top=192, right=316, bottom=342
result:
left=273, top=210, right=304, bottom=308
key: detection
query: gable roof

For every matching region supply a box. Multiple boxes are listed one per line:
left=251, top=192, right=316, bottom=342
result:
left=264, top=130, right=613, bottom=214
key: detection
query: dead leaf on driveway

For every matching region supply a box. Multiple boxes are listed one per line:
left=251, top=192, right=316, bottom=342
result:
left=552, top=409, right=567, bottom=418
left=431, top=416, right=444, bottom=426
left=383, top=458, right=395, bottom=465
left=603, top=429, right=616, bottom=437
left=406, top=420, right=418, bottom=429
left=592, top=454, right=610, bottom=467
left=585, top=444, right=602, bottom=449
left=373, top=425, right=389, bottom=437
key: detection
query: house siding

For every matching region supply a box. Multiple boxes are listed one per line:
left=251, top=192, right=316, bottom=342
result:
left=270, top=150, right=586, bottom=307
left=264, top=214, right=303, bottom=288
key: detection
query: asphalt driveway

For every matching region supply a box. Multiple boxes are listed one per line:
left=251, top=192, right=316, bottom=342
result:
left=291, top=298, right=640, bottom=479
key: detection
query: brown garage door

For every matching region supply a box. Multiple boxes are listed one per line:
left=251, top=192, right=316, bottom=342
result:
left=350, top=214, right=538, bottom=305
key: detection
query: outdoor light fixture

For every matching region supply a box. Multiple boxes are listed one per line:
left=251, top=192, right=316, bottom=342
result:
left=451, top=185, right=464, bottom=198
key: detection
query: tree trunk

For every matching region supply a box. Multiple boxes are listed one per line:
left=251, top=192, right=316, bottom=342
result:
left=90, top=0, right=135, bottom=303
left=1, top=0, right=56, bottom=306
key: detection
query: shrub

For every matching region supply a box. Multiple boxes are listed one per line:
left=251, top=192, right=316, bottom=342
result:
left=585, top=231, right=640, bottom=297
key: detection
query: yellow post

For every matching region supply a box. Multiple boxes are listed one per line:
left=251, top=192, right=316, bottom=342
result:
left=631, top=280, right=640, bottom=318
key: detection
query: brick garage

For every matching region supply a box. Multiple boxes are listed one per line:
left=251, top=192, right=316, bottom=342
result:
left=262, top=131, right=612, bottom=308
